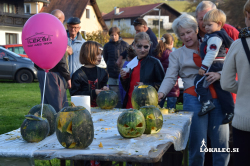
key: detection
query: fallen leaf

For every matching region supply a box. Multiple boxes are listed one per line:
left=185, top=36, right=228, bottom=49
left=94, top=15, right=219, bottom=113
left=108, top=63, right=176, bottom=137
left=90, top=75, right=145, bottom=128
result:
left=98, top=142, right=103, bottom=148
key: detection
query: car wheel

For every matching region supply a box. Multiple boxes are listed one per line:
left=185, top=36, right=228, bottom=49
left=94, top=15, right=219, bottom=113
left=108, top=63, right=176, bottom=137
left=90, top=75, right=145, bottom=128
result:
left=16, top=69, right=33, bottom=83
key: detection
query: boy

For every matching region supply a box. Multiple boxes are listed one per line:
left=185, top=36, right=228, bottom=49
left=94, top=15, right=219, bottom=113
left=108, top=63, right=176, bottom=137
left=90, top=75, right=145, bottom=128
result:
left=195, top=9, right=235, bottom=124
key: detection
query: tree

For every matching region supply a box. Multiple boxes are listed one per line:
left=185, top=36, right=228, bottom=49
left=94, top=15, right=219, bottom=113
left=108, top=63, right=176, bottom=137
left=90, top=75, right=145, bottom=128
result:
left=118, top=0, right=142, bottom=8
left=219, top=0, right=246, bottom=27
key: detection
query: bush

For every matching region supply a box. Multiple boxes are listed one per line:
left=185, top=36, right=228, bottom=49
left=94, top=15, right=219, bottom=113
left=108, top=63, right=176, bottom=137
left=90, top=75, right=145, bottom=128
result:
left=82, top=31, right=109, bottom=46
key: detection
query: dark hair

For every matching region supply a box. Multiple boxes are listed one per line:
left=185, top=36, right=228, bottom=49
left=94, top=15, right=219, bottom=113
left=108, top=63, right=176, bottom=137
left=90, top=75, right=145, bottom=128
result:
left=79, top=41, right=102, bottom=65
left=155, top=33, right=174, bottom=58
left=108, top=27, right=120, bottom=36
left=127, top=45, right=137, bottom=61
left=133, top=18, right=147, bottom=26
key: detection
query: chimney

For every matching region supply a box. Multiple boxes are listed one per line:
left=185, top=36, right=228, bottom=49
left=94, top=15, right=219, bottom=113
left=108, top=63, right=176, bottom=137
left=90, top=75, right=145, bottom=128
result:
left=114, top=7, right=119, bottom=15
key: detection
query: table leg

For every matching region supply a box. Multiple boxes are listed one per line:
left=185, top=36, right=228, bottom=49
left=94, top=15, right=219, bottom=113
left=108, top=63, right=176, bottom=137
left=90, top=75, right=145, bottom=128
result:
left=183, top=142, right=188, bottom=166
left=60, top=159, right=66, bottom=166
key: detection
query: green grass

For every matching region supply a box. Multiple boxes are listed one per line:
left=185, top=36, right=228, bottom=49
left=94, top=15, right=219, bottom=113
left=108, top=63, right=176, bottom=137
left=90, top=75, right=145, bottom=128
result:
left=96, top=0, right=189, bottom=14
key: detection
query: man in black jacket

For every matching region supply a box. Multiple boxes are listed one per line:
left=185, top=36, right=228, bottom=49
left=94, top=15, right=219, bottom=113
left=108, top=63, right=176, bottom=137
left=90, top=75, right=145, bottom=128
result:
left=36, top=9, right=71, bottom=112
left=116, top=18, right=158, bottom=68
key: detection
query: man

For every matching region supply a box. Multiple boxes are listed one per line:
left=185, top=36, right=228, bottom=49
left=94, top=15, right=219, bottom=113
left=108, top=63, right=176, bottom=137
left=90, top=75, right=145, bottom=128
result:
left=195, top=2, right=238, bottom=166
left=116, top=17, right=158, bottom=68
left=67, top=17, right=85, bottom=77
left=36, top=9, right=71, bottom=112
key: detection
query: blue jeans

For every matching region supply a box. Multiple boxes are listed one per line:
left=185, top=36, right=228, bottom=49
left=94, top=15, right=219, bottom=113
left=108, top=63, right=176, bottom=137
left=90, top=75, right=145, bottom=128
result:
left=167, top=97, right=177, bottom=109
left=183, top=93, right=229, bottom=166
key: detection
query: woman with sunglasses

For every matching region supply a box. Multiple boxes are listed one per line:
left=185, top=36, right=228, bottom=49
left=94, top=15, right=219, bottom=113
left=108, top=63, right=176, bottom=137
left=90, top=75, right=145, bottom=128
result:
left=120, top=32, right=165, bottom=109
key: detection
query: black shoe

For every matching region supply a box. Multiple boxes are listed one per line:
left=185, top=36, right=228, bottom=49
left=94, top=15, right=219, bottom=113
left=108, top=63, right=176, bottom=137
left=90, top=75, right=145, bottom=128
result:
left=222, top=113, right=234, bottom=124
left=198, top=100, right=215, bottom=116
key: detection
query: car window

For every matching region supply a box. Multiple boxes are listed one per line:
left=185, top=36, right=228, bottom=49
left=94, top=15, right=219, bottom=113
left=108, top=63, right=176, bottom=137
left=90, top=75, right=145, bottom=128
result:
left=14, top=47, right=19, bottom=54
left=19, top=47, right=26, bottom=54
left=8, top=47, right=13, bottom=52
left=0, top=51, right=7, bottom=59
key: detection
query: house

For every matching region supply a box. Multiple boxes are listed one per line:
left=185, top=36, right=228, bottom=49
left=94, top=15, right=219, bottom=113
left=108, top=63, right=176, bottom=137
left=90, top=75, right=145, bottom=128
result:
left=103, top=3, right=181, bottom=34
left=40, top=0, right=108, bottom=37
left=0, top=0, right=50, bottom=45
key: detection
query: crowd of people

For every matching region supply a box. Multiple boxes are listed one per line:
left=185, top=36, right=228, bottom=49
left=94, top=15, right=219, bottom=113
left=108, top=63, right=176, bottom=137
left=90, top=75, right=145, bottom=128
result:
left=35, top=1, right=250, bottom=166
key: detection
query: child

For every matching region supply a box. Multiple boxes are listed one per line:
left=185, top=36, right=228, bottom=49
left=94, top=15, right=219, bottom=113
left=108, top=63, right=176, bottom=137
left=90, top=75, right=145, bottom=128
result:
left=154, top=33, right=180, bottom=108
left=70, top=41, right=109, bottom=107
left=195, top=9, right=234, bottom=124
left=119, top=45, right=137, bottom=106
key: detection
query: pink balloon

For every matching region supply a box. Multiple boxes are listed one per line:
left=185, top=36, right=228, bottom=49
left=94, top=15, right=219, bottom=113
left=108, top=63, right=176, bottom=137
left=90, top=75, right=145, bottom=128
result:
left=22, top=13, right=67, bottom=72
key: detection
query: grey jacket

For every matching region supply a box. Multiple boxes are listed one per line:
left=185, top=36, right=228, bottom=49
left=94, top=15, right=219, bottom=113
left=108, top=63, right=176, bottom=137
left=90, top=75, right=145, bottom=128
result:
left=67, top=31, right=85, bottom=77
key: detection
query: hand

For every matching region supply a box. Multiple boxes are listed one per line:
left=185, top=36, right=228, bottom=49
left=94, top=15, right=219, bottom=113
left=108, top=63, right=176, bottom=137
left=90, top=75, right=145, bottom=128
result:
left=158, top=92, right=164, bottom=102
left=204, top=72, right=221, bottom=84
left=95, top=89, right=103, bottom=95
left=102, top=86, right=109, bottom=91
left=136, top=82, right=143, bottom=86
left=66, top=46, right=73, bottom=55
left=67, top=79, right=71, bottom=89
left=198, top=68, right=206, bottom=76
left=116, top=56, right=123, bottom=69
left=120, top=69, right=127, bottom=79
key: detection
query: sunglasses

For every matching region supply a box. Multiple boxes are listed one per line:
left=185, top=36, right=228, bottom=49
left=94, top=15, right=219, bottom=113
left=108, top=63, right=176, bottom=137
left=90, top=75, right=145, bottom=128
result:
left=133, top=20, right=142, bottom=25
left=136, top=44, right=150, bottom=50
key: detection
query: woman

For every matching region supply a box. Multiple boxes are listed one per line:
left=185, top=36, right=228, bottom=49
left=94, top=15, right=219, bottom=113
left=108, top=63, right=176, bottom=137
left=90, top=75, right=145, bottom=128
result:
left=103, top=27, right=129, bottom=85
left=158, top=14, right=229, bottom=166
left=120, top=32, right=165, bottom=108
left=154, top=33, right=180, bottom=108
left=221, top=1, right=250, bottom=165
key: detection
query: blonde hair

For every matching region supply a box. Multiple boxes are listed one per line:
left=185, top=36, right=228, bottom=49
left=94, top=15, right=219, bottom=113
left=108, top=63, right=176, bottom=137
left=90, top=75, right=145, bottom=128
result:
left=203, top=9, right=226, bottom=27
left=79, top=41, right=102, bottom=65
left=244, top=0, right=250, bottom=16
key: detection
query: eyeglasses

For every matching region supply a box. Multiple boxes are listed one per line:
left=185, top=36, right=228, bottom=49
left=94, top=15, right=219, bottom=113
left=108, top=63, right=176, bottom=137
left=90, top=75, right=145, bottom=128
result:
left=133, top=19, right=142, bottom=25
left=136, top=44, right=150, bottom=50
left=69, top=26, right=80, bottom=30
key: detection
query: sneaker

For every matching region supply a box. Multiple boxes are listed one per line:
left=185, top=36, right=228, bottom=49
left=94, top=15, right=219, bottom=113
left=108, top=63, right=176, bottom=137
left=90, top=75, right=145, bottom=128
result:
left=222, top=113, right=234, bottom=124
left=198, top=100, right=215, bottom=116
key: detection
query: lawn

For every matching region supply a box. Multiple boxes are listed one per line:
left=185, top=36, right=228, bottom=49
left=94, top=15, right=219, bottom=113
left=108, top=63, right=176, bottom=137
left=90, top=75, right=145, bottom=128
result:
left=96, top=0, right=189, bottom=14
left=0, top=80, right=183, bottom=166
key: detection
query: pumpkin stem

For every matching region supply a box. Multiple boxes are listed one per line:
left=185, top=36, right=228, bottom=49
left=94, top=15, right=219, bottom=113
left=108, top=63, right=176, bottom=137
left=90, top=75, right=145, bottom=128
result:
left=70, top=102, right=76, bottom=107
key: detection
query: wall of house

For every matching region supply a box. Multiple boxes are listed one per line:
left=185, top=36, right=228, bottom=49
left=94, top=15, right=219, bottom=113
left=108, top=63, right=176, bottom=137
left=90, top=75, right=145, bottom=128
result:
left=105, top=19, right=135, bottom=34
left=0, top=0, right=25, bottom=15
left=80, top=5, right=103, bottom=33
left=143, top=15, right=172, bottom=30
left=30, top=2, right=43, bottom=14
left=0, top=26, right=23, bottom=45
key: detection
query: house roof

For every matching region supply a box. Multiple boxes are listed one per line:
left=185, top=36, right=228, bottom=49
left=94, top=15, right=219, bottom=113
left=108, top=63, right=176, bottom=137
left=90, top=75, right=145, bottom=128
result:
left=40, top=0, right=108, bottom=31
left=103, top=3, right=179, bottom=20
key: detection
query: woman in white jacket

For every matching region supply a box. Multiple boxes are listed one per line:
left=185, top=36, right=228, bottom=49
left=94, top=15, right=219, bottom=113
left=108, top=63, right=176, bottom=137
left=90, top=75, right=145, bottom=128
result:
left=221, top=1, right=250, bottom=165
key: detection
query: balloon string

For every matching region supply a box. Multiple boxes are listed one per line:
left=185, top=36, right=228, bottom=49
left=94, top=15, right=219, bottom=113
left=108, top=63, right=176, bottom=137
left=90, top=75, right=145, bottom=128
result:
left=41, top=72, right=47, bottom=118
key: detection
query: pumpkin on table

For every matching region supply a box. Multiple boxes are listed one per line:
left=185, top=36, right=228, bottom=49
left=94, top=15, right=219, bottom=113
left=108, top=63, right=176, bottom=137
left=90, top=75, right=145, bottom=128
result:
left=139, top=105, right=163, bottom=134
left=55, top=103, right=94, bottom=149
left=28, top=104, right=57, bottom=135
left=96, top=90, right=118, bottom=109
left=132, top=85, right=158, bottom=109
left=21, top=115, right=50, bottom=142
left=117, top=109, right=146, bottom=138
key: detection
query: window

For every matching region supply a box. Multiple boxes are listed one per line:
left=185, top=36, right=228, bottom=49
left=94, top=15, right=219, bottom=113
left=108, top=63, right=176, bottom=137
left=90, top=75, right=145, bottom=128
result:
left=5, top=33, right=17, bottom=45
left=86, top=9, right=90, bottom=19
left=24, top=3, right=31, bottom=14
left=13, top=47, right=26, bottom=55
left=3, top=3, right=16, bottom=14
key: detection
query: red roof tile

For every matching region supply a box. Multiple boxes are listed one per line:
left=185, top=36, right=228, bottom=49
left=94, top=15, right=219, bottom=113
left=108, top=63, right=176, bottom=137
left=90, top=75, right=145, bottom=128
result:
left=103, top=3, right=163, bottom=20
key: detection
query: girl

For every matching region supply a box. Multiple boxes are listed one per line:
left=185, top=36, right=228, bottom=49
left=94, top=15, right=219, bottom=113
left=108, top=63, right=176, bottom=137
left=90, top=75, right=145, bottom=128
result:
left=154, top=33, right=180, bottom=108
left=70, top=41, right=109, bottom=107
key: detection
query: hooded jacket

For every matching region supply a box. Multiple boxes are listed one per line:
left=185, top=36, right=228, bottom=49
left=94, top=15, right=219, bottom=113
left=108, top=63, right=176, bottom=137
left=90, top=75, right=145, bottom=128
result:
left=103, top=38, right=129, bottom=79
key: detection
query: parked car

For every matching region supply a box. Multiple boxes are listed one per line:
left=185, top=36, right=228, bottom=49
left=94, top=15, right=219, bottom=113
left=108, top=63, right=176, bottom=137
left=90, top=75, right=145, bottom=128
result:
left=1, top=44, right=28, bottom=58
left=0, top=47, right=37, bottom=83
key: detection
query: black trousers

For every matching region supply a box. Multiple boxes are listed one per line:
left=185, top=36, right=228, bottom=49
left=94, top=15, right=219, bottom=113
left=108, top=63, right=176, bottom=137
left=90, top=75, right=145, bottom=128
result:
left=233, top=127, right=250, bottom=166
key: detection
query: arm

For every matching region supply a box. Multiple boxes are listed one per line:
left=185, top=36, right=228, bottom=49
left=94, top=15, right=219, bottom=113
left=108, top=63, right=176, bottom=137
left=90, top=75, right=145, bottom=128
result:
left=143, top=59, right=165, bottom=91
left=220, top=42, right=238, bottom=93
left=201, top=37, right=222, bottom=71
left=158, top=52, right=179, bottom=98
left=103, top=44, right=108, bottom=63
